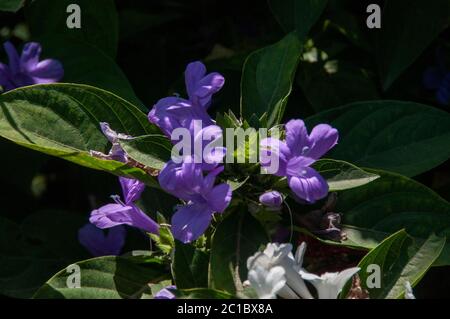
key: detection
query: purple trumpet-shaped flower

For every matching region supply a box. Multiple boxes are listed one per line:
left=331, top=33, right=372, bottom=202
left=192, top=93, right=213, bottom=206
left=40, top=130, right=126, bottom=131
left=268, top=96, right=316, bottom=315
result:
left=0, top=41, right=63, bottom=92
left=260, top=119, right=338, bottom=203
left=148, top=61, right=224, bottom=138
left=259, top=191, right=283, bottom=208
left=159, top=161, right=232, bottom=243
left=154, top=285, right=176, bottom=299
left=90, top=177, right=159, bottom=235
left=78, top=223, right=126, bottom=257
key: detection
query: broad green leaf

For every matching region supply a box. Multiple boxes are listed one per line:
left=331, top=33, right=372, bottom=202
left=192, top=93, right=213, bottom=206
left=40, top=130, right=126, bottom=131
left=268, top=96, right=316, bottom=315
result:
left=337, top=170, right=450, bottom=266
left=0, top=211, right=89, bottom=298
left=357, top=230, right=445, bottom=299
left=377, top=0, right=450, bottom=89
left=298, top=61, right=379, bottom=112
left=29, top=35, right=145, bottom=109
left=26, top=0, right=118, bottom=57
left=209, top=210, right=268, bottom=294
left=0, top=84, right=161, bottom=186
left=306, top=100, right=450, bottom=177
left=0, top=0, right=23, bottom=12
left=173, top=288, right=234, bottom=299
left=172, top=241, right=209, bottom=289
left=33, top=256, right=169, bottom=299
left=241, top=33, right=302, bottom=127
left=120, top=135, right=172, bottom=171
left=268, top=0, right=328, bottom=39
left=313, top=159, right=379, bottom=191
left=294, top=225, right=386, bottom=251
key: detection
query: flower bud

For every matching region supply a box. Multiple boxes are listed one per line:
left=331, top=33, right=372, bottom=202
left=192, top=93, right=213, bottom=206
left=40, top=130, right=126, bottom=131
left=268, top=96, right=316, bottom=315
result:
left=259, top=191, right=283, bottom=208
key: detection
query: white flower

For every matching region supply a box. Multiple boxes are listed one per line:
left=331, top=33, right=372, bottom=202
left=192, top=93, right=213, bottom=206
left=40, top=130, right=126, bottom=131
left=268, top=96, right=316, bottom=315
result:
left=404, top=281, right=415, bottom=299
left=247, top=242, right=313, bottom=299
left=248, top=265, right=286, bottom=299
left=300, top=267, right=360, bottom=299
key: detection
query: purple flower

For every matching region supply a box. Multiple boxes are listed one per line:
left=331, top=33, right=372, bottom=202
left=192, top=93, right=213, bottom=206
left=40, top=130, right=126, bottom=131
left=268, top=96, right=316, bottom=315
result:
left=154, top=285, right=176, bottom=299
left=78, top=223, right=126, bottom=257
left=90, top=177, right=159, bottom=235
left=0, top=41, right=63, bottom=92
left=260, top=119, right=338, bottom=203
left=148, top=61, right=224, bottom=138
left=259, top=191, right=283, bottom=208
left=159, top=161, right=232, bottom=243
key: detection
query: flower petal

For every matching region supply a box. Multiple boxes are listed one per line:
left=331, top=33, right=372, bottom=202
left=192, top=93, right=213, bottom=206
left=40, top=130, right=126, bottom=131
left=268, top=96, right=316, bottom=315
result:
left=119, top=177, right=145, bottom=204
left=3, top=41, right=20, bottom=74
left=29, top=59, right=64, bottom=83
left=0, top=63, right=15, bottom=91
left=305, top=124, right=339, bottom=160
left=20, top=42, right=42, bottom=72
left=288, top=167, right=328, bottom=203
left=206, top=183, right=232, bottom=213
left=259, top=137, right=290, bottom=176
left=185, top=61, right=207, bottom=99
left=285, top=119, right=310, bottom=156
left=78, top=223, right=125, bottom=257
left=89, top=203, right=159, bottom=234
left=171, top=203, right=213, bottom=243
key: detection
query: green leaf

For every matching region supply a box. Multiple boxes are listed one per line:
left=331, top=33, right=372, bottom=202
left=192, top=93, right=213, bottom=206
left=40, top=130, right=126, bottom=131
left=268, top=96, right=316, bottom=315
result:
left=209, top=210, right=269, bottom=294
left=337, top=170, right=450, bottom=266
left=306, top=100, right=450, bottom=177
left=357, top=230, right=445, bottom=299
left=297, top=61, right=379, bottom=112
left=172, top=241, right=209, bottom=289
left=29, top=35, right=145, bottom=109
left=33, top=256, right=169, bottom=299
left=377, top=0, right=450, bottom=89
left=26, top=0, right=118, bottom=58
left=241, top=33, right=302, bottom=127
left=268, top=0, right=328, bottom=39
left=0, top=211, right=89, bottom=298
left=120, top=135, right=172, bottom=171
left=0, top=84, right=160, bottom=186
left=0, top=0, right=23, bottom=12
left=173, top=288, right=234, bottom=299
left=313, top=159, right=379, bottom=191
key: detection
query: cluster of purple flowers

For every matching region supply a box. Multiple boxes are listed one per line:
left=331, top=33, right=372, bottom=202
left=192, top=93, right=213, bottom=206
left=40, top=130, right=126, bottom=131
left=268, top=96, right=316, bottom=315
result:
left=149, top=62, right=232, bottom=243
left=423, top=49, right=450, bottom=106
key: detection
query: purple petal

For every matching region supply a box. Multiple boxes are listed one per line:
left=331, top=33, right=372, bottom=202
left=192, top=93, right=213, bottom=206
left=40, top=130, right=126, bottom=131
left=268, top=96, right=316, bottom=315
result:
left=171, top=203, right=213, bottom=243
left=78, top=223, right=125, bottom=257
left=285, top=119, right=310, bottom=156
left=185, top=61, right=224, bottom=107
left=259, top=191, right=283, bottom=208
left=288, top=167, right=328, bottom=203
left=0, top=63, right=15, bottom=91
left=436, top=73, right=450, bottom=105
left=3, top=41, right=20, bottom=74
left=119, top=177, right=145, bottom=204
left=286, top=156, right=315, bottom=176
left=90, top=203, right=159, bottom=234
left=203, top=165, right=224, bottom=191
left=206, top=183, right=232, bottom=213
left=29, top=59, right=64, bottom=83
left=154, top=285, right=176, bottom=299
left=259, top=137, right=291, bottom=176
left=149, top=97, right=187, bottom=136
left=100, top=122, right=119, bottom=143
left=185, top=61, right=206, bottom=99
left=305, top=124, right=339, bottom=160
left=20, top=42, right=41, bottom=72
